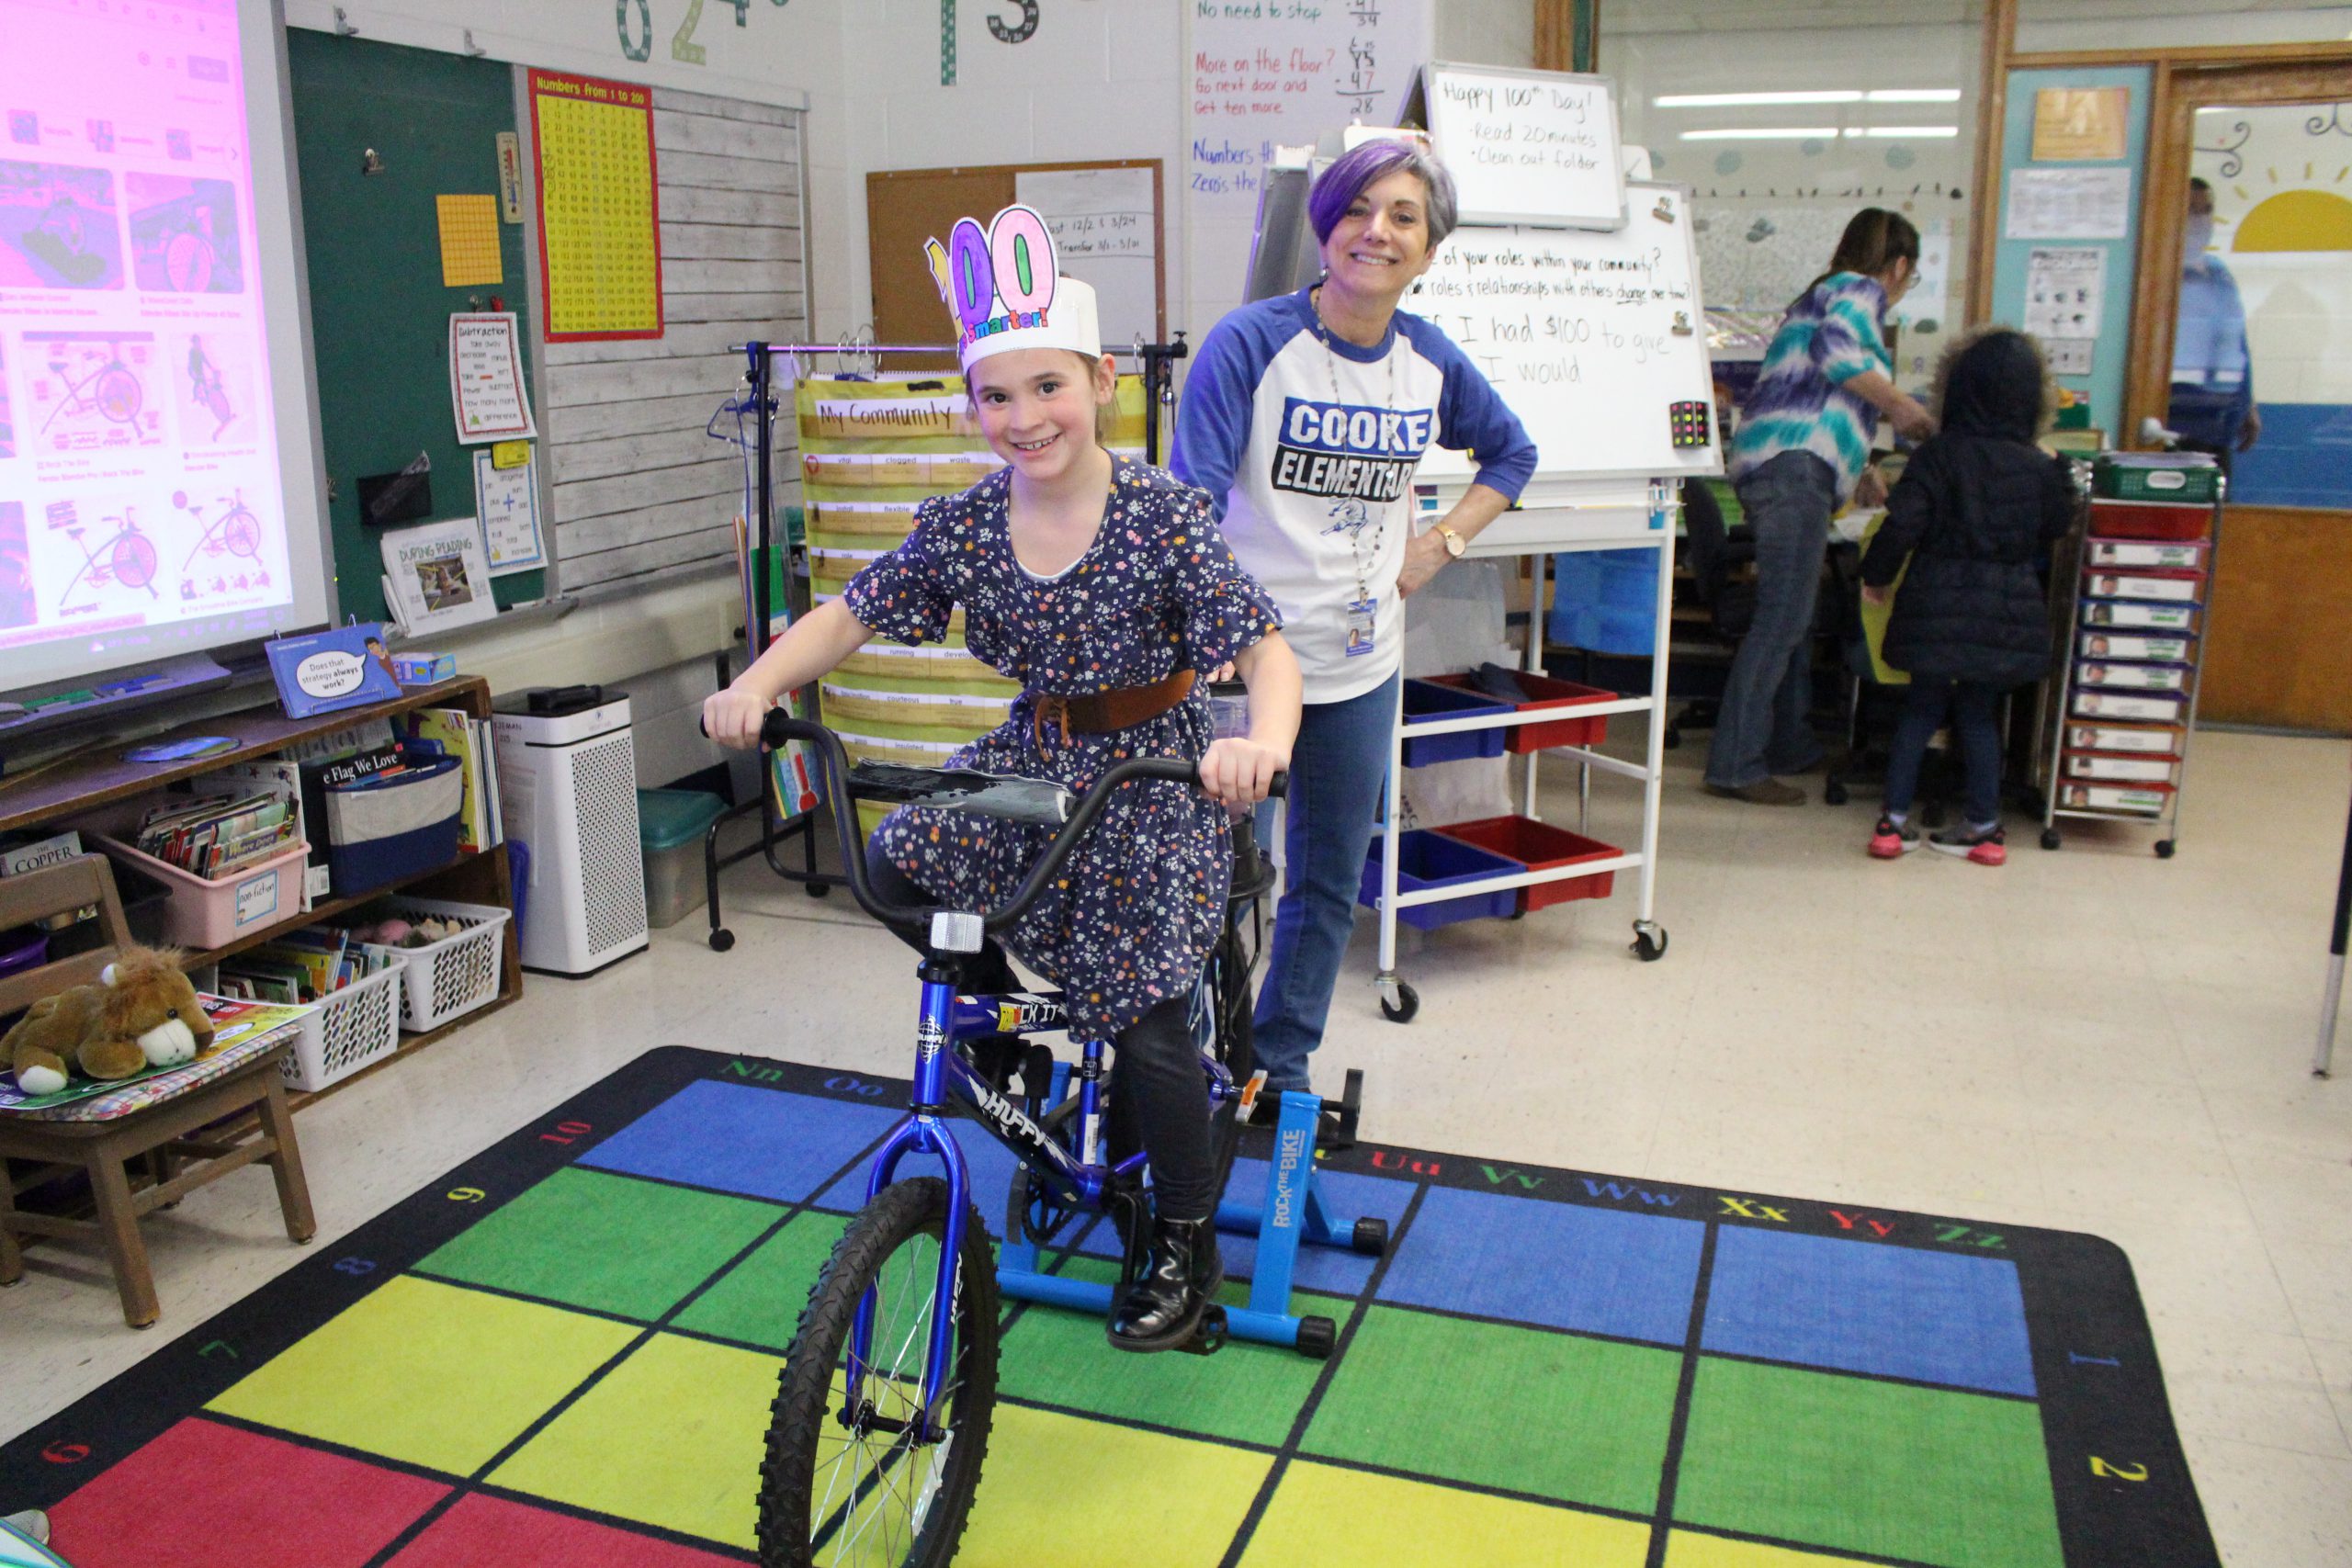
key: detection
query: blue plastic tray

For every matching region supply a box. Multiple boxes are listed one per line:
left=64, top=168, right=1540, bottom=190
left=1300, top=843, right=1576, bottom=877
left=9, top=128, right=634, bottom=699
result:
left=1400, top=679, right=1511, bottom=766
left=1359, top=829, right=1521, bottom=931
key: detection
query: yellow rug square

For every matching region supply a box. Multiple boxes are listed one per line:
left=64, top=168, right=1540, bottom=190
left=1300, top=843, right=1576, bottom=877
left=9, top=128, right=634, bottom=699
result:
left=489, top=1330, right=783, bottom=1551
left=1240, top=1461, right=1652, bottom=1568
left=206, top=1275, right=637, bottom=1476
left=1665, top=1532, right=1889, bottom=1568
left=953, top=1404, right=1272, bottom=1568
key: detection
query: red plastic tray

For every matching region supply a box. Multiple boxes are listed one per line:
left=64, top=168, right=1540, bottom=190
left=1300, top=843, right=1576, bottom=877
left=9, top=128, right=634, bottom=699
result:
left=2088, top=500, right=2211, bottom=541
left=1430, top=815, right=1620, bottom=912
left=1426, top=672, right=1614, bottom=754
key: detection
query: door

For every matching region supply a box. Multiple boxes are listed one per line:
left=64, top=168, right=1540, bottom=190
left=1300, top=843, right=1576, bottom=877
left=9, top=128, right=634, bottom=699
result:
left=2131, top=64, right=2352, bottom=732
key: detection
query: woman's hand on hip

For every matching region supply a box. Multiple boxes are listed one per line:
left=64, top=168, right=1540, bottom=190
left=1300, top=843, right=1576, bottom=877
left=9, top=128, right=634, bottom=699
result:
left=702, top=685, right=771, bottom=750
left=1396, top=529, right=1452, bottom=598
left=1199, top=737, right=1288, bottom=807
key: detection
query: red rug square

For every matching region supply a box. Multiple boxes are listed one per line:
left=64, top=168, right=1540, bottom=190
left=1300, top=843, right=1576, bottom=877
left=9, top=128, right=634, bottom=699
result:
left=387, top=1493, right=752, bottom=1566
left=46, top=1416, right=447, bottom=1567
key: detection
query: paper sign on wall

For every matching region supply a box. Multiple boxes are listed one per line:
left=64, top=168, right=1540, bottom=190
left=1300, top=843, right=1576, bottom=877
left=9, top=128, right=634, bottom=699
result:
left=2031, top=88, right=2130, bottom=162
left=447, top=311, right=537, bottom=444
left=436, top=194, right=503, bottom=288
left=2023, top=246, right=2106, bottom=342
left=2005, top=167, right=2131, bottom=240
left=1015, top=166, right=1159, bottom=352
left=473, top=446, right=546, bottom=575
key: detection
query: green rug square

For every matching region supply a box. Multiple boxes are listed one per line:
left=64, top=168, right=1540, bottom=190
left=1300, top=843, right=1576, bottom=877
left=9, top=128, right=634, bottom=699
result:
left=489, top=1330, right=782, bottom=1551
left=1673, top=1358, right=2064, bottom=1568
left=207, top=1275, right=638, bottom=1476
left=996, top=1256, right=1341, bottom=1447
left=673, top=1210, right=851, bottom=1354
left=1303, top=1305, right=1682, bottom=1515
left=417, top=1167, right=785, bottom=1322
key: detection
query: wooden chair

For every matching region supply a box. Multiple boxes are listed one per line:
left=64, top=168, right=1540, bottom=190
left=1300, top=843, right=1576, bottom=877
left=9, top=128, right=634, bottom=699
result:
left=0, top=857, right=316, bottom=1327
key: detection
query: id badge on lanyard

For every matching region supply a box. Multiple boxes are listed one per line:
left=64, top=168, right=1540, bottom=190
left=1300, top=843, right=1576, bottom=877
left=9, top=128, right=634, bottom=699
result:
left=1344, top=595, right=1377, bottom=658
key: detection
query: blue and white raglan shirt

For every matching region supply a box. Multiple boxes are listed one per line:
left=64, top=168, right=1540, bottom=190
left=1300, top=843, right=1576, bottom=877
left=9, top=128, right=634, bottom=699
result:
left=1728, top=272, right=1892, bottom=503
left=1170, top=288, right=1538, bottom=702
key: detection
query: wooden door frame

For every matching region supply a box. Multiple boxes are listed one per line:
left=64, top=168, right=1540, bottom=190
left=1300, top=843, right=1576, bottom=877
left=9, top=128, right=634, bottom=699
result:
left=2125, top=59, right=2352, bottom=450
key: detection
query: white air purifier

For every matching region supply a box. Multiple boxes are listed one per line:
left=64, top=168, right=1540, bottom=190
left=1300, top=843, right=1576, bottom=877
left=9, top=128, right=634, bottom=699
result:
left=492, top=686, right=649, bottom=976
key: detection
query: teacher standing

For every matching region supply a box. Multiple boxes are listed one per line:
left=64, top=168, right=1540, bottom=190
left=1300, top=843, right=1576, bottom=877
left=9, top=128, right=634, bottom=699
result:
left=1707, top=209, right=1935, bottom=806
left=1172, top=139, right=1537, bottom=1120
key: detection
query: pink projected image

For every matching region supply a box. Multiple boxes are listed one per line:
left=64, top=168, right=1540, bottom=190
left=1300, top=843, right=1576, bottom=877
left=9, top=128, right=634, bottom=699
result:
left=128, top=174, right=243, bottom=292
left=0, top=160, right=124, bottom=288
left=24, top=330, right=162, bottom=453
left=0, top=0, right=298, bottom=678
left=0, top=502, right=31, bottom=631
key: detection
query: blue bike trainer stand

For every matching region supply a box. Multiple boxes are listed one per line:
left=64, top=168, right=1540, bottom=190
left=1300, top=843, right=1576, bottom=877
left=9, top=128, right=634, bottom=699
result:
left=996, top=1088, right=1365, bottom=1354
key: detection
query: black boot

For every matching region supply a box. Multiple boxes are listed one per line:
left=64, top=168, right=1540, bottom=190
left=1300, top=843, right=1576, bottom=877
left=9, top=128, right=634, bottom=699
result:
left=1107, top=1215, right=1223, bottom=1352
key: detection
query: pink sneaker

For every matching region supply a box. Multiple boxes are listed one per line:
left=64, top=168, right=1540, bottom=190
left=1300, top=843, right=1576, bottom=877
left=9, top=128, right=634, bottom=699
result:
left=1929, top=824, right=2007, bottom=865
left=1868, top=816, right=1920, bottom=859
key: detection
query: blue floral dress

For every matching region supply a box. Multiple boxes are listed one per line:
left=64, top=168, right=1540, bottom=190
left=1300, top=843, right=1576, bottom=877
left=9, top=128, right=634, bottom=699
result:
left=843, top=460, right=1283, bottom=1040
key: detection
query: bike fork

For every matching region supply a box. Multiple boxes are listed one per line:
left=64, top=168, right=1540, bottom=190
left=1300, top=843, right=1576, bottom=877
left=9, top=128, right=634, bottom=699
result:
left=847, top=979, right=970, bottom=1444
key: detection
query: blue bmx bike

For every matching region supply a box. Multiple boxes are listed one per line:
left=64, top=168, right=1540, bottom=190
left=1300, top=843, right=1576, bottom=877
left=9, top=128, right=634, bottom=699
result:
left=734, top=712, right=1377, bottom=1568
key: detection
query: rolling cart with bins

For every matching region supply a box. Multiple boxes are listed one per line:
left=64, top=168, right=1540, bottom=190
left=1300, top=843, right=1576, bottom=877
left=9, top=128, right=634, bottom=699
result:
left=1368, top=486, right=1678, bottom=1023
left=2038, top=455, right=2223, bottom=858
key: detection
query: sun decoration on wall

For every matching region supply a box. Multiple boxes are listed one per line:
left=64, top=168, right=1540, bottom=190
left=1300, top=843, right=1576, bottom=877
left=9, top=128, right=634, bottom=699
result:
left=2228, top=164, right=2352, bottom=253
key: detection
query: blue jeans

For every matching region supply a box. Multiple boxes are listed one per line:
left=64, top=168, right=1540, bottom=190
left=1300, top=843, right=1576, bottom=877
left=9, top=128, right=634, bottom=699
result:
left=1883, top=676, right=2002, bottom=828
left=1251, top=671, right=1398, bottom=1093
left=1706, top=450, right=1836, bottom=789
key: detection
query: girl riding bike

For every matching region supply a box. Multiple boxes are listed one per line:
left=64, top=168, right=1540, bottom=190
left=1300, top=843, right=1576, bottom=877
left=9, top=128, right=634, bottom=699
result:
left=706, top=203, right=1302, bottom=1351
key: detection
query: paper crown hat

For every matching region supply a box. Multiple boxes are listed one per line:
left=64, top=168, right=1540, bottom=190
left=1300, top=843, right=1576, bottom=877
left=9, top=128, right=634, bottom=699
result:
left=923, top=203, right=1101, bottom=370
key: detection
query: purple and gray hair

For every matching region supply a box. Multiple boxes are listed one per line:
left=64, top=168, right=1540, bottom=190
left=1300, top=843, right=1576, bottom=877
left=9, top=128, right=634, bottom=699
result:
left=1306, top=139, right=1460, bottom=252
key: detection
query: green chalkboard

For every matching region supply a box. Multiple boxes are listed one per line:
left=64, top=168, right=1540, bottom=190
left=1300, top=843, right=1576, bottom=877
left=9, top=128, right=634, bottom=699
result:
left=288, top=32, right=545, bottom=626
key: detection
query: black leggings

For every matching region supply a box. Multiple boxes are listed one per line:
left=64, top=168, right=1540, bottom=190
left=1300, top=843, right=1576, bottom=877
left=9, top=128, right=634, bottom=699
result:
left=863, top=843, right=1217, bottom=1222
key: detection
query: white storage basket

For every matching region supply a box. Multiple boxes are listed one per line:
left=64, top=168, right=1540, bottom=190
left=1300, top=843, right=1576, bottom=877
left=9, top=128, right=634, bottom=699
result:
left=279, top=956, right=408, bottom=1093
left=362, top=897, right=511, bottom=1032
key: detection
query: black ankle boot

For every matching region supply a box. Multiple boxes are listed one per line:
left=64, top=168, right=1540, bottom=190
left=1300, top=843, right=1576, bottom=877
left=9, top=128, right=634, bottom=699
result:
left=1107, top=1215, right=1223, bottom=1352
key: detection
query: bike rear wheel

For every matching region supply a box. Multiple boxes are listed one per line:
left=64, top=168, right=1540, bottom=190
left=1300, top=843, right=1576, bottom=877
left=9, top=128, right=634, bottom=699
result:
left=758, top=1177, right=998, bottom=1568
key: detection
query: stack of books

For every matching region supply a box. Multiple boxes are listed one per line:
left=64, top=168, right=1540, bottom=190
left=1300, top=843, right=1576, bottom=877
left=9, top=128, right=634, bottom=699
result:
left=215, top=924, right=396, bottom=1004
left=133, top=793, right=299, bottom=880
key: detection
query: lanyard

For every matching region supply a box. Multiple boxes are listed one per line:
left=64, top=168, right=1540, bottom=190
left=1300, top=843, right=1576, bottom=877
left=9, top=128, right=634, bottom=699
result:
left=1308, top=286, right=1402, bottom=613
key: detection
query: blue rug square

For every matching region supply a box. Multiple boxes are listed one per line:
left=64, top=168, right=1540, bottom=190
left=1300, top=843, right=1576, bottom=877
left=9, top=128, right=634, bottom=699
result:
left=579, top=1081, right=903, bottom=1204
left=1375, top=1186, right=1704, bottom=1345
left=1701, top=1225, right=2036, bottom=1395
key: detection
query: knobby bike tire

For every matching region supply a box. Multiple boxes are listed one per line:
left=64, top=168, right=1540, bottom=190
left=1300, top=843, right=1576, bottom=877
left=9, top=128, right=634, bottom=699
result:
left=757, top=1176, right=999, bottom=1568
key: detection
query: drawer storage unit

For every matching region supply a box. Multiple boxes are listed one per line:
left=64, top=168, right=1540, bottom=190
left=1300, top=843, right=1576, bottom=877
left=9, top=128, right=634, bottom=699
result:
left=2041, top=458, right=2222, bottom=857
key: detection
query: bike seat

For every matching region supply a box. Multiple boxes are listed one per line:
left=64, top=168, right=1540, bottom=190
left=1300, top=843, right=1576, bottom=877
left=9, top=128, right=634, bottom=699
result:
left=849, top=761, right=1075, bottom=827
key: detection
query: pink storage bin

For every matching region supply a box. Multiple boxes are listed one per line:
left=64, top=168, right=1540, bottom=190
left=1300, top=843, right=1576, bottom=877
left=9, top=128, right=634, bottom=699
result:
left=94, top=836, right=310, bottom=950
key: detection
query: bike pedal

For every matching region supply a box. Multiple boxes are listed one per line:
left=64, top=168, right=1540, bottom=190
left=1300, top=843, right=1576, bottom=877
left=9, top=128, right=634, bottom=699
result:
left=1178, top=1305, right=1228, bottom=1356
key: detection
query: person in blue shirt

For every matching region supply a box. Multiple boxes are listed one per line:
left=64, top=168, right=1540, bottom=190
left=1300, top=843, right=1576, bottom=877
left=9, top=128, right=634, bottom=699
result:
left=2168, top=176, right=2261, bottom=475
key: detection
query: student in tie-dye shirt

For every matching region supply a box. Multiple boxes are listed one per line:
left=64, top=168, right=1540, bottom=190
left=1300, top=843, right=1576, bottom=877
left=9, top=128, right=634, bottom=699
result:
left=1706, top=209, right=1938, bottom=807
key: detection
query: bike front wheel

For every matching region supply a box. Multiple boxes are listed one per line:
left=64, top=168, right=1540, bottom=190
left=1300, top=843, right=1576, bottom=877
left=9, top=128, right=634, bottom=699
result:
left=758, top=1176, right=998, bottom=1568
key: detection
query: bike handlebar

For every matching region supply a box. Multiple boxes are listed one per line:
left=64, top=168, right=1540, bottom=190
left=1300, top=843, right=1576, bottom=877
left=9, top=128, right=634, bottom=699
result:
left=717, top=710, right=1283, bottom=941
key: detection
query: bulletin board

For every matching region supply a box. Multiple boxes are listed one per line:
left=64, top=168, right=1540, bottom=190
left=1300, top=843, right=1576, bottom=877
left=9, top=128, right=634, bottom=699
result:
left=286, top=32, right=546, bottom=626
left=865, top=160, right=1164, bottom=369
left=527, top=69, right=664, bottom=342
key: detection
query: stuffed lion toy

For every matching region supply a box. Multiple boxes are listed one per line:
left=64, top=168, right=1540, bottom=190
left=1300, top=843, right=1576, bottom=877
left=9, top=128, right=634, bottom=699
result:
left=4, top=947, right=217, bottom=1097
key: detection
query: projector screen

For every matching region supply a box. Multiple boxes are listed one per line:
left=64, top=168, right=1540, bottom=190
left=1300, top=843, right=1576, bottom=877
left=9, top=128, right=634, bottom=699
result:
left=0, top=0, right=333, bottom=693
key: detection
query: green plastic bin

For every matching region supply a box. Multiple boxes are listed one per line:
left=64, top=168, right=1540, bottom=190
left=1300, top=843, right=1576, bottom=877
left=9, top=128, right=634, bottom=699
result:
left=639, top=788, right=729, bottom=929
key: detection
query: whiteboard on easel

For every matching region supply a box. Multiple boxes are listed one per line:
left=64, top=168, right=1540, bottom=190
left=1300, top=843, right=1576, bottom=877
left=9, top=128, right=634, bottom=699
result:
left=1413, top=183, right=1720, bottom=490
left=1015, top=165, right=1161, bottom=351
left=1414, top=63, right=1623, bottom=231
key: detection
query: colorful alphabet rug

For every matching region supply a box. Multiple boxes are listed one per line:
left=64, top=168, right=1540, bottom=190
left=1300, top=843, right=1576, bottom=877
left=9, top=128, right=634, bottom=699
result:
left=1, top=1046, right=2218, bottom=1567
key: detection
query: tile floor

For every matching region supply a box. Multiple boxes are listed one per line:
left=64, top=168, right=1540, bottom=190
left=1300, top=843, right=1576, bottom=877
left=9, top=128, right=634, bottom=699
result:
left=7, top=725, right=2349, bottom=1565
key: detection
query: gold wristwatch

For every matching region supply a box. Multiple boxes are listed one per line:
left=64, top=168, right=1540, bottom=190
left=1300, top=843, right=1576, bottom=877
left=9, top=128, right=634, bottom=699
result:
left=1435, top=524, right=1466, bottom=558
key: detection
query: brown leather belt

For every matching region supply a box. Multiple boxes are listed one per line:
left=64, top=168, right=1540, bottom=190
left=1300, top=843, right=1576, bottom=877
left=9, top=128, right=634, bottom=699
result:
left=1030, top=670, right=1195, bottom=750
